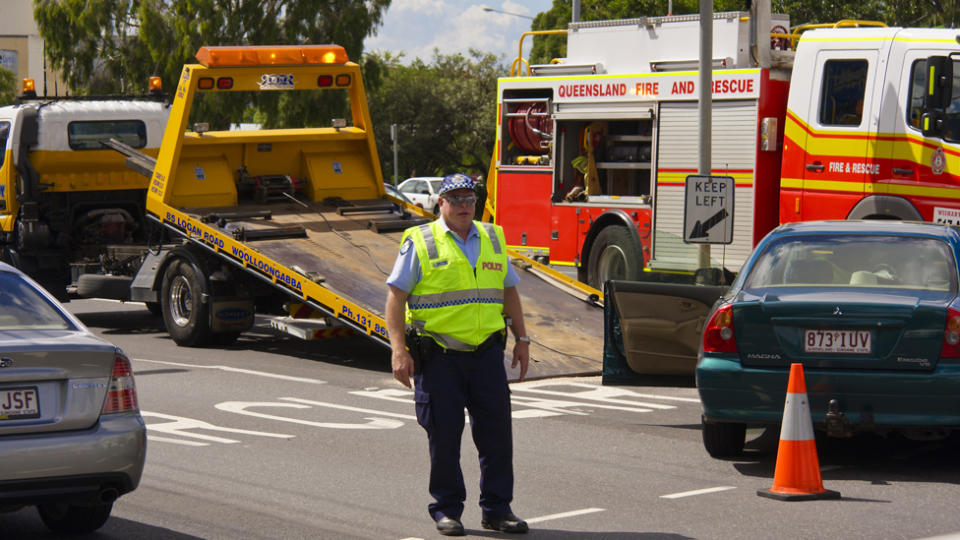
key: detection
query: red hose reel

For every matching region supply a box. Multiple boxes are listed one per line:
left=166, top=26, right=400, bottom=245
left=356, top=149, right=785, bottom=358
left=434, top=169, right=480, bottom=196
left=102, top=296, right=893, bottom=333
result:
left=508, top=102, right=552, bottom=154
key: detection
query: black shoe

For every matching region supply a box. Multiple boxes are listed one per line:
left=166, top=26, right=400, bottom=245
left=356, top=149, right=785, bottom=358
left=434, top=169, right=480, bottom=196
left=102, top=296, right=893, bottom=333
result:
left=482, top=512, right=529, bottom=534
left=436, top=516, right=465, bottom=536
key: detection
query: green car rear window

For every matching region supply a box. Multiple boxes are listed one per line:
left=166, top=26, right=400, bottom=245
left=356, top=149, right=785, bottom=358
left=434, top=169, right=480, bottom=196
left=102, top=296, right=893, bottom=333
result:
left=744, top=235, right=957, bottom=292
left=0, top=273, right=73, bottom=330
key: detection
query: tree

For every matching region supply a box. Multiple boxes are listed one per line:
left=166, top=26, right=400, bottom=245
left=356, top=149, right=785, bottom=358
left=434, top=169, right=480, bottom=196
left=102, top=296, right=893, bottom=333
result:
left=0, top=67, right=16, bottom=106
left=363, top=50, right=505, bottom=182
left=33, top=0, right=390, bottom=127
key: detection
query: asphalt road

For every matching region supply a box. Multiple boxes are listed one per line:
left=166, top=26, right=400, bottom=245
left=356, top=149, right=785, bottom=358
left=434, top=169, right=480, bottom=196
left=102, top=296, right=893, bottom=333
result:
left=3, top=299, right=960, bottom=539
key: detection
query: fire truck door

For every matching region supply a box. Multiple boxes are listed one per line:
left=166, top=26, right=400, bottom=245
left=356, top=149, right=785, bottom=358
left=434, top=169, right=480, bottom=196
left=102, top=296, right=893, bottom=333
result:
left=800, top=49, right=878, bottom=221
left=889, top=51, right=960, bottom=222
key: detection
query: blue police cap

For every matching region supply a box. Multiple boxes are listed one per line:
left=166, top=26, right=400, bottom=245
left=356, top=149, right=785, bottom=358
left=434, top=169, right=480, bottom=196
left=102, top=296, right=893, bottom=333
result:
left=438, top=173, right=477, bottom=196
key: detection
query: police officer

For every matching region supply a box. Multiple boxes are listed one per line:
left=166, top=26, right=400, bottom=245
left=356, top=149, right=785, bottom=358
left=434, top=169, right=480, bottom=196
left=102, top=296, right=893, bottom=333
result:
left=385, top=173, right=530, bottom=536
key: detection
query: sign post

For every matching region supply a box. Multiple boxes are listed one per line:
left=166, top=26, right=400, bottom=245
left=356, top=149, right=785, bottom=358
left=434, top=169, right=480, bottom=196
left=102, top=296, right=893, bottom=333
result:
left=683, top=175, right=734, bottom=244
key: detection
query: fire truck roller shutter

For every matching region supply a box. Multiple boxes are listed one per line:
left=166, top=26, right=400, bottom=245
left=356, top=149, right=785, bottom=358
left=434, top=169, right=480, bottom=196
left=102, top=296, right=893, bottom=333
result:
left=579, top=209, right=645, bottom=289
left=846, top=195, right=922, bottom=221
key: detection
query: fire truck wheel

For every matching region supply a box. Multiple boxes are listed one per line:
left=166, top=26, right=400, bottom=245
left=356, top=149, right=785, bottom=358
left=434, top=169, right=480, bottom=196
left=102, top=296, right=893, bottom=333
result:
left=586, top=226, right=643, bottom=289
left=161, top=258, right=213, bottom=347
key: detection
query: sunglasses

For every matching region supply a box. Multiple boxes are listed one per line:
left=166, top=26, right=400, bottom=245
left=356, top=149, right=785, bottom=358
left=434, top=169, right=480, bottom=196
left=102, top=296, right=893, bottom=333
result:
left=442, top=194, right=477, bottom=207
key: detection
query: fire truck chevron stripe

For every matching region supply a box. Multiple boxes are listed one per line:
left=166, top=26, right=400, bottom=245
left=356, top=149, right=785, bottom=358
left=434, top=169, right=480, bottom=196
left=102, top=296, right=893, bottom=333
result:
left=786, top=110, right=960, bottom=164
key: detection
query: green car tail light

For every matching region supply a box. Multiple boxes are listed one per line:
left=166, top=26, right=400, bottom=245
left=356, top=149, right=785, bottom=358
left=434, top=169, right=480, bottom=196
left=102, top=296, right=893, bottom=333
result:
left=940, top=308, right=960, bottom=359
left=703, top=304, right=738, bottom=354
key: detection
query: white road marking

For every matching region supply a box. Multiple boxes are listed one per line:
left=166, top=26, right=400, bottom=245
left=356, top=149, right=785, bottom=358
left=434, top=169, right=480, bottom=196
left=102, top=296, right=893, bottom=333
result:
left=281, top=397, right=417, bottom=420
left=510, top=393, right=663, bottom=413
left=660, top=486, right=736, bottom=499
left=511, top=409, right=566, bottom=418
left=142, top=411, right=294, bottom=445
left=133, top=358, right=326, bottom=384
left=526, top=507, right=606, bottom=524
left=513, top=380, right=700, bottom=404
left=216, top=400, right=406, bottom=429
left=397, top=508, right=607, bottom=540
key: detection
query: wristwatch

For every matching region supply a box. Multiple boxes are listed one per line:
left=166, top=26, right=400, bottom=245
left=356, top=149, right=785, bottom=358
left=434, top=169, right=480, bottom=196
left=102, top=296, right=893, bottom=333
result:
left=516, top=336, right=531, bottom=343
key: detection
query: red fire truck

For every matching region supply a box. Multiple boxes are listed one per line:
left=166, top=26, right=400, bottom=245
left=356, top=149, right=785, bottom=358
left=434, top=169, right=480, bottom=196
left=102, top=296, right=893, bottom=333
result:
left=485, top=11, right=960, bottom=290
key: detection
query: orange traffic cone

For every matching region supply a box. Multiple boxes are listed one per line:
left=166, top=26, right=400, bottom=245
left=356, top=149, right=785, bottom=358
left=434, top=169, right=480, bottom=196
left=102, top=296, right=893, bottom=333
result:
left=758, top=363, right=840, bottom=501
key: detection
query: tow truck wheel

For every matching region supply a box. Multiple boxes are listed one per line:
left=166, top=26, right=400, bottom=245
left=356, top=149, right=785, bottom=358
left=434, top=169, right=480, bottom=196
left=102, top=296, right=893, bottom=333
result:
left=586, top=226, right=643, bottom=290
left=161, top=258, right=213, bottom=347
left=702, top=417, right=746, bottom=458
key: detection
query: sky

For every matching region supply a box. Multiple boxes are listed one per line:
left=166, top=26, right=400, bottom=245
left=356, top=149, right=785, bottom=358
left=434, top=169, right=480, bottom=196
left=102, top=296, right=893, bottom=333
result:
left=363, top=0, right=556, bottom=64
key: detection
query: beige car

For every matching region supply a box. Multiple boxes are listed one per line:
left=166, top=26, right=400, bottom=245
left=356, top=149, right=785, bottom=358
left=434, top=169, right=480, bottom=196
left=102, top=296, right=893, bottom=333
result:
left=0, top=262, right=145, bottom=533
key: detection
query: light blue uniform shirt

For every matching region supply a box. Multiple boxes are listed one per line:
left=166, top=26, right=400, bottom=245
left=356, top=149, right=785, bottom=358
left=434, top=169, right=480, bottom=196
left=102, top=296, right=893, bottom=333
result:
left=386, top=218, right=520, bottom=293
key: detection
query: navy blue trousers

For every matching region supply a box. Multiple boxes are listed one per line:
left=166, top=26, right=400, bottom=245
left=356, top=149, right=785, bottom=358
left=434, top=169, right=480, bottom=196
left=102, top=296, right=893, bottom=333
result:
left=413, top=342, right=514, bottom=521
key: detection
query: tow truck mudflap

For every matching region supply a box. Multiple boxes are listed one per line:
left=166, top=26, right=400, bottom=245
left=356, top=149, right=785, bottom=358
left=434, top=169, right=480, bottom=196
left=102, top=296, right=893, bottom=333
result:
left=603, top=279, right=726, bottom=385
left=210, top=298, right=255, bottom=333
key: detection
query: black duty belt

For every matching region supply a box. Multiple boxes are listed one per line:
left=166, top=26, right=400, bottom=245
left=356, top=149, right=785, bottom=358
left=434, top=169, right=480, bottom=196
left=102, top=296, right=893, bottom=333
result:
left=436, top=329, right=506, bottom=356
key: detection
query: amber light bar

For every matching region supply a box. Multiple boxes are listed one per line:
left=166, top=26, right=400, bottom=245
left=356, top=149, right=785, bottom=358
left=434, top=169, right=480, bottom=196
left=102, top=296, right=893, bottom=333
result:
left=195, top=45, right=349, bottom=67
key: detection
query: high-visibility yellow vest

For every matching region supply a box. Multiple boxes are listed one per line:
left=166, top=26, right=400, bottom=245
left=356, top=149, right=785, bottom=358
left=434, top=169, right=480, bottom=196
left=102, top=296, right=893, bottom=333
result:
left=403, top=220, right=508, bottom=350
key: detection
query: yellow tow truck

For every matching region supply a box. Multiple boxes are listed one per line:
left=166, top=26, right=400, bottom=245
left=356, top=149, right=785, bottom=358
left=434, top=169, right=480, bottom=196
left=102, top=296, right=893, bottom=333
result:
left=113, top=44, right=602, bottom=378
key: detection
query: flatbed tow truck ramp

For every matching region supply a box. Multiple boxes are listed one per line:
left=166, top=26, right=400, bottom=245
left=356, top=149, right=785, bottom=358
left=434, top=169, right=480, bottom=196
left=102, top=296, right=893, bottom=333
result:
left=172, top=198, right=603, bottom=379
left=125, top=44, right=601, bottom=379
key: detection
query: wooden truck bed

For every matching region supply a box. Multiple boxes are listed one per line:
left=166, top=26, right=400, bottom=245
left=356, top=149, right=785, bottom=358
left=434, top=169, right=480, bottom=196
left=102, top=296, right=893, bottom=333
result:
left=182, top=197, right=603, bottom=379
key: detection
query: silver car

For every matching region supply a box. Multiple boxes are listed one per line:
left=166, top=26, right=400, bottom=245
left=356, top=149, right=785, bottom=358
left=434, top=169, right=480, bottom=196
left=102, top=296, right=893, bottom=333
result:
left=0, top=262, right=145, bottom=533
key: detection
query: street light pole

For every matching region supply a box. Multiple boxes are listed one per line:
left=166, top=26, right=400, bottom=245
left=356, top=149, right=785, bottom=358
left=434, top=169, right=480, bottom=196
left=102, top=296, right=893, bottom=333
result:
left=482, top=7, right=533, bottom=20
left=390, top=124, right=398, bottom=186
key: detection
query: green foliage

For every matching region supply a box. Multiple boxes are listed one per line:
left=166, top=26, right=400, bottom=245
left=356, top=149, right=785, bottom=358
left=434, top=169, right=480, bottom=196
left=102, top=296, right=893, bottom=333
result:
left=0, top=67, right=16, bottom=106
left=33, top=0, right=390, bottom=126
left=775, top=0, right=960, bottom=28
left=363, top=51, right=505, bottom=182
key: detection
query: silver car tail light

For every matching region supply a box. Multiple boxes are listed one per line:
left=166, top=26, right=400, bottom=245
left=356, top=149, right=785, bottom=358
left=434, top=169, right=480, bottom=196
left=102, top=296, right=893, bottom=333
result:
left=102, top=353, right=139, bottom=414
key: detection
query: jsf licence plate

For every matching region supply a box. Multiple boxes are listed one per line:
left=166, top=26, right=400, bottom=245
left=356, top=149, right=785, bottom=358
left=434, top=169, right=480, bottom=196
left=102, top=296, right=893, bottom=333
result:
left=0, top=387, right=40, bottom=420
left=804, top=329, right=871, bottom=354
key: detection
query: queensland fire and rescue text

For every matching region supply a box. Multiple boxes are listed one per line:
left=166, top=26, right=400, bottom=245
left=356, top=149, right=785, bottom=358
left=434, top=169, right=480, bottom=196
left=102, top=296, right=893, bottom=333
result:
left=635, top=77, right=756, bottom=98
left=556, top=77, right=754, bottom=100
